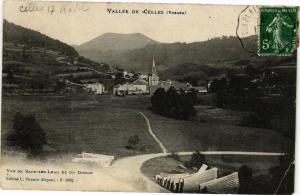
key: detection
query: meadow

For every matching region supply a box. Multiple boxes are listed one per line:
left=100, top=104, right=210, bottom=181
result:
left=2, top=94, right=292, bottom=158
left=1, top=95, right=159, bottom=157
left=146, top=110, right=292, bottom=153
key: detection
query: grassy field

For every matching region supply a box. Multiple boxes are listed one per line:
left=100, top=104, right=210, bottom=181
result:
left=145, top=110, right=292, bottom=153
left=1, top=95, right=158, bottom=157
left=2, top=94, right=292, bottom=158
left=141, top=154, right=280, bottom=181
left=194, top=105, right=249, bottom=125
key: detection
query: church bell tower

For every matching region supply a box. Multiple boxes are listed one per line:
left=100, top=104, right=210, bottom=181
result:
left=152, top=58, right=157, bottom=75
left=149, top=58, right=159, bottom=86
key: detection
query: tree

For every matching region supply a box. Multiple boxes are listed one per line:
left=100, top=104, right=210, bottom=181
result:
left=214, top=90, right=233, bottom=108
left=245, top=65, right=259, bottom=78
left=151, top=87, right=166, bottom=114
left=165, top=87, right=178, bottom=110
left=101, top=63, right=110, bottom=71
left=234, top=59, right=251, bottom=69
left=186, top=88, right=198, bottom=105
left=151, top=87, right=197, bottom=120
left=269, top=154, right=294, bottom=194
left=7, top=112, right=47, bottom=156
left=185, top=151, right=206, bottom=169
left=238, top=165, right=253, bottom=193
left=209, top=78, right=227, bottom=93
left=114, top=72, right=124, bottom=85
left=178, top=94, right=196, bottom=120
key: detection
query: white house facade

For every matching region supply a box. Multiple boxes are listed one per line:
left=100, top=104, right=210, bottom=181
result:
left=113, top=79, right=149, bottom=95
left=84, top=83, right=105, bottom=94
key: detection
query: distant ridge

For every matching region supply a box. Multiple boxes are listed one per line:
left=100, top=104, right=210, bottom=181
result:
left=76, top=35, right=259, bottom=72
left=76, top=32, right=160, bottom=51
left=75, top=32, right=296, bottom=84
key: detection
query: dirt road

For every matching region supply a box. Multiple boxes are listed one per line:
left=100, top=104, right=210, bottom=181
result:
left=105, top=112, right=285, bottom=192
left=107, top=153, right=169, bottom=192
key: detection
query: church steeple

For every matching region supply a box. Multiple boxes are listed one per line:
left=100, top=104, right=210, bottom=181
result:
left=149, top=58, right=159, bottom=87
left=152, top=58, right=156, bottom=75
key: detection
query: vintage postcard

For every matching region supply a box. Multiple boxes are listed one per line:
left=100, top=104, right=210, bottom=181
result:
left=0, top=0, right=299, bottom=194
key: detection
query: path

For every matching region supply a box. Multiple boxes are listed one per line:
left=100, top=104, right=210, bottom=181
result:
left=139, top=112, right=167, bottom=153
left=109, top=151, right=284, bottom=192
left=107, top=112, right=285, bottom=192
left=108, top=153, right=169, bottom=192
left=81, top=66, right=115, bottom=78
left=177, top=151, right=285, bottom=156
left=138, top=112, right=283, bottom=157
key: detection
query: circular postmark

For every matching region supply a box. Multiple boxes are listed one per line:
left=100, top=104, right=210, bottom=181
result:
left=236, top=5, right=260, bottom=54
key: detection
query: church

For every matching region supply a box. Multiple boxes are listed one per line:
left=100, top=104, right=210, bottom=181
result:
left=148, top=58, right=159, bottom=86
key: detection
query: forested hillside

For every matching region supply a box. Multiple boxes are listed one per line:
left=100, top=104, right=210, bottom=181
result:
left=76, top=35, right=258, bottom=72
left=3, top=19, right=78, bottom=57
left=2, top=19, right=111, bottom=96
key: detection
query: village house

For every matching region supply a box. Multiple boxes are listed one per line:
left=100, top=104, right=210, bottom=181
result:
left=138, top=73, right=149, bottom=80
left=150, top=80, right=193, bottom=94
left=80, top=79, right=105, bottom=95
left=112, top=84, right=122, bottom=95
left=113, top=58, right=160, bottom=96
left=113, top=79, right=149, bottom=96
left=113, top=82, right=131, bottom=96
left=192, top=86, right=208, bottom=95
left=129, top=79, right=149, bottom=94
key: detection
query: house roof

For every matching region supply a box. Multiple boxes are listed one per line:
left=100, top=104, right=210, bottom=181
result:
left=150, top=80, right=193, bottom=92
left=193, top=86, right=208, bottom=92
left=113, top=84, right=121, bottom=88
left=80, top=79, right=99, bottom=84
left=131, top=79, right=148, bottom=85
left=171, top=81, right=192, bottom=91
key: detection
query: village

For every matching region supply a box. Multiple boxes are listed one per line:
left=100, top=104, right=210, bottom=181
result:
left=53, top=54, right=295, bottom=108
left=57, top=58, right=209, bottom=97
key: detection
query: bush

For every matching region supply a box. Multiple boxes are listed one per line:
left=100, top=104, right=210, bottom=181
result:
left=168, top=152, right=181, bottom=161
left=125, top=134, right=140, bottom=150
left=242, top=96, right=296, bottom=140
left=185, top=151, right=206, bottom=169
left=7, top=112, right=47, bottom=156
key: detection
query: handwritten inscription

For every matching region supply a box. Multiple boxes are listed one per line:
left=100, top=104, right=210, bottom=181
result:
left=17, top=3, right=186, bottom=16
left=19, top=3, right=45, bottom=12
left=19, top=2, right=90, bottom=15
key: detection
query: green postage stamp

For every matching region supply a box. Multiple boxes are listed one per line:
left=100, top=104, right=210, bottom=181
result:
left=259, top=7, right=298, bottom=56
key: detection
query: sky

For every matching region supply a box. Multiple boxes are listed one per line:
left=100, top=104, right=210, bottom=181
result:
left=3, top=0, right=257, bottom=45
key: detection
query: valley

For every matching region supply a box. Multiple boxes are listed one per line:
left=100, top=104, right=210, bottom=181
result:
left=1, top=17, right=296, bottom=194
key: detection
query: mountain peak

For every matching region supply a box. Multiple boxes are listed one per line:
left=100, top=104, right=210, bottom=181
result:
left=77, top=32, right=159, bottom=51
left=102, top=32, right=143, bottom=36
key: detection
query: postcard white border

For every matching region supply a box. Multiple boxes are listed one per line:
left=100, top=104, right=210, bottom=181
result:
left=0, top=1, right=299, bottom=195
